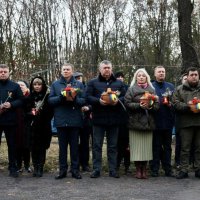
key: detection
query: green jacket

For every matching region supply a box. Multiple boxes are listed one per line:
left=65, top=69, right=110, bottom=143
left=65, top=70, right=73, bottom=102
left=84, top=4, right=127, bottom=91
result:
left=173, top=81, right=200, bottom=128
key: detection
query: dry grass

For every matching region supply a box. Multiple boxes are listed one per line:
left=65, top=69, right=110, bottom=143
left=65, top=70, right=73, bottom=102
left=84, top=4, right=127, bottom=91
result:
left=45, top=137, right=59, bottom=172
left=0, top=136, right=111, bottom=173
left=0, top=135, right=176, bottom=174
left=0, top=138, right=8, bottom=171
left=0, top=137, right=60, bottom=172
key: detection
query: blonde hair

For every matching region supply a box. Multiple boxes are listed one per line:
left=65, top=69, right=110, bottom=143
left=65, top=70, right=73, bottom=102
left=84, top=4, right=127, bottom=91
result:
left=130, top=68, right=154, bottom=89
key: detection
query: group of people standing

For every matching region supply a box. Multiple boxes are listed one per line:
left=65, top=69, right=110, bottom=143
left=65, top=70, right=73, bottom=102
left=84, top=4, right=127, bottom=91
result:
left=0, top=64, right=53, bottom=177
left=0, top=61, right=200, bottom=180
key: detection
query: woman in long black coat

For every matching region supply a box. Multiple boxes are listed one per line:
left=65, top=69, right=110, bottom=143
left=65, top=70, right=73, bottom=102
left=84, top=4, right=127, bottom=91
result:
left=27, top=76, right=53, bottom=177
left=16, top=80, right=31, bottom=173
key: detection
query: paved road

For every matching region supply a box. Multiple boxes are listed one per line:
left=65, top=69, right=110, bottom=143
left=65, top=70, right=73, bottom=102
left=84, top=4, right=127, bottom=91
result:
left=0, top=170, right=200, bottom=200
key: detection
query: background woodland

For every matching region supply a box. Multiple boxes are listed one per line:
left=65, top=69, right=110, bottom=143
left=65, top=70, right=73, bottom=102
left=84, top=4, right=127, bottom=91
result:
left=0, top=0, right=199, bottom=84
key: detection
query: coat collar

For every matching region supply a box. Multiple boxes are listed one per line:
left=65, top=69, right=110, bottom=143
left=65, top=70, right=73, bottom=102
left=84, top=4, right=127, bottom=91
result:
left=98, top=73, right=116, bottom=82
left=183, top=80, right=200, bottom=90
left=60, top=75, right=76, bottom=84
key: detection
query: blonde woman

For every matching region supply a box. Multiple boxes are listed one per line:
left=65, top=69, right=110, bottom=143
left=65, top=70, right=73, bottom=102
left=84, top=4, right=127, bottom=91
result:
left=125, top=68, right=159, bottom=179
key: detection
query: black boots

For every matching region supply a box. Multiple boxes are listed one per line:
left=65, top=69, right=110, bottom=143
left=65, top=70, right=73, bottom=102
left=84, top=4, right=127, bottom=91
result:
left=38, top=165, right=43, bottom=177
left=33, top=165, right=38, bottom=177
left=33, top=164, right=44, bottom=177
left=55, top=171, right=67, bottom=179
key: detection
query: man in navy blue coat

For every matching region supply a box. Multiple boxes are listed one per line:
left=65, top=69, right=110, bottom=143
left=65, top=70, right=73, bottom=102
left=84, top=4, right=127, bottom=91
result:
left=48, top=63, right=85, bottom=179
left=150, top=66, right=175, bottom=177
left=86, top=60, right=126, bottom=178
left=0, top=64, right=23, bottom=177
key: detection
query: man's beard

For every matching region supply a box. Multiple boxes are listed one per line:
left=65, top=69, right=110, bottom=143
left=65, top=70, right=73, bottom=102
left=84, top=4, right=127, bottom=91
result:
left=189, top=81, right=198, bottom=87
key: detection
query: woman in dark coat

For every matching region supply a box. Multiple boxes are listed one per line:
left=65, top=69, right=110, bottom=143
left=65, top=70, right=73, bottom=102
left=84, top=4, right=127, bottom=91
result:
left=16, top=80, right=31, bottom=173
left=28, top=76, right=53, bottom=177
left=125, top=68, right=159, bottom=179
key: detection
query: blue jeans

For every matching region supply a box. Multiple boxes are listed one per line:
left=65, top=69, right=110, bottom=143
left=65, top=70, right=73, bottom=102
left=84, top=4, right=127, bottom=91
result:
left=92, top=125, right=119, bottom=172
left=57, top=127, right=79, bottom=172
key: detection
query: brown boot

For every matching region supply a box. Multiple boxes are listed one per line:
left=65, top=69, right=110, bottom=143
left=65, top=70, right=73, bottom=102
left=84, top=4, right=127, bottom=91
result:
left=141, top=161, right=148, bottom=179
left=134, top=161, right=142, bottom=179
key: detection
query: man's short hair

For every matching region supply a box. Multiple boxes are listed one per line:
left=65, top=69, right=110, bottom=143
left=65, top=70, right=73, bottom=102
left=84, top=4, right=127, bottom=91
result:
left=0, top=64, right=9, bottom=69
left=61, top=63, right=74, bottom=71
left=99, top=60, right=112, bottom=69
left=154, top=65, right=165, bottom=72
left=186, top=67, right=199, bottom=75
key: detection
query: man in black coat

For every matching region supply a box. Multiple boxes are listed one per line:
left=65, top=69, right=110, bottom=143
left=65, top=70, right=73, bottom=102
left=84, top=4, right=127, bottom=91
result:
left=0, top=64, right=23, bottom=177
left=86, top=60, right=126, bottom=178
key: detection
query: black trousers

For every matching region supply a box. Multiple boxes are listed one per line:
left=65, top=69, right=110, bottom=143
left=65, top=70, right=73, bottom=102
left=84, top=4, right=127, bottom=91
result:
left=16, top=147, right=31, bottom=169
left=117, top=125, right=130, bottom=169
left=151, top=129, right=172, bottom=173
left=57, top=127, right=80, bottom=172
left=92, top=125, right=119, bottom=172
left=0, top=125, right=17, bottom=172
left=79, top=125, right=92, bottom=169
left=31, top=147, right=46, bottom=168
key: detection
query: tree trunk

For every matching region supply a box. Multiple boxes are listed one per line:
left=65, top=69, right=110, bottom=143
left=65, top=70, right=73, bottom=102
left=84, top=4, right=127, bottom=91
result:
left=177, top=0, right=199, bottom=72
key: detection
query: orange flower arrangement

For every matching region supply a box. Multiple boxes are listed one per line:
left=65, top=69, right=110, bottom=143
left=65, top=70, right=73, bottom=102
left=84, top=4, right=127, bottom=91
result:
left=100, top=88, right=119, bottom=105
left=140, top=91, right=158, bottom=109
left=61, top=87, right=80, bottom=101
left=188, top=97, right=200, bottom=113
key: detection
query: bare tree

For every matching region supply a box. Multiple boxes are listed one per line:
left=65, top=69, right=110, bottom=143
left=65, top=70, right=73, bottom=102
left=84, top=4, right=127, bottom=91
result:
left=177, top=0, right=199, bottom=72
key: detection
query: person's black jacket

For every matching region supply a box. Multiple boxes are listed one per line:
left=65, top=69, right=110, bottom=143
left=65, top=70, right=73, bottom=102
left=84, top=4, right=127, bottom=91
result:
left=0, top=79, right=23, bottom=125
left=86, top=74, right=126, bottom=126
left=27, top=77, right=53, bottom=149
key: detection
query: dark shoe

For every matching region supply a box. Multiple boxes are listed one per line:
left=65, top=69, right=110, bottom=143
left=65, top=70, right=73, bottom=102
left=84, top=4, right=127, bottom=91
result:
left=55, top=171, right=67, bottom=180
left=33, top=168, right=38, bottom=177
left=82, top=166, right=91, bottom=172
left=37, top=166, right=43, bottom=177
left=72, top=171, right=82, bottom=179
left=125, top=168, right=131, bottom=174
left=151, top=171, right=159, bottom=177
left=17, top=168, right=23, bottom=173
left=25, top=167, right=32, bottom=173
left=195, top=170, right=200, bottom=178
left=109, top=171, right=120, bottom=178
left=90, top=171, right=100, bottom=178
left=176, top=171, right=188, bottom=179
left=9, top=170, right=19, bottom=178
left=165, top=170, right=175, bottom=177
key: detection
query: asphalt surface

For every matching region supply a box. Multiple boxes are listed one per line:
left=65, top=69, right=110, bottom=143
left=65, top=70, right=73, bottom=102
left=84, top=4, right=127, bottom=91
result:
left=0, top=170, right=200, bottom=200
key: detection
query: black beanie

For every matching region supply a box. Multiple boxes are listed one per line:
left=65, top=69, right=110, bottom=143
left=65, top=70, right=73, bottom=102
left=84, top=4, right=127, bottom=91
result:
left=115, top=71, right=124, bottom=78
